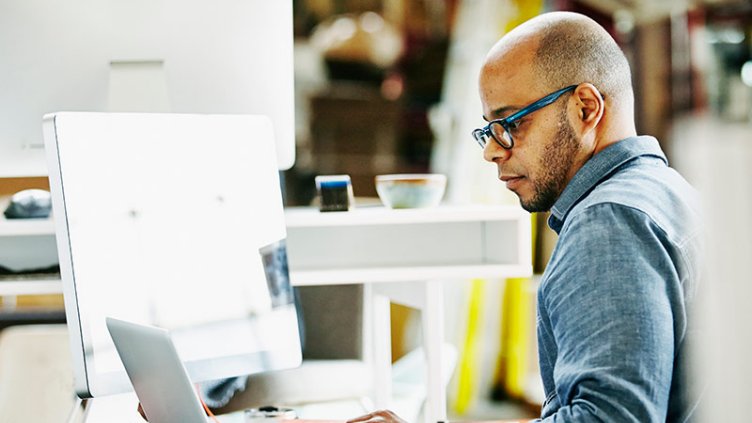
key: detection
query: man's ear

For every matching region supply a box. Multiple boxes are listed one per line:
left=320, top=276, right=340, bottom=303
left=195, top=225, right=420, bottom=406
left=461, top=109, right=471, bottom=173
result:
left=573, top=83, right=604, bottom=131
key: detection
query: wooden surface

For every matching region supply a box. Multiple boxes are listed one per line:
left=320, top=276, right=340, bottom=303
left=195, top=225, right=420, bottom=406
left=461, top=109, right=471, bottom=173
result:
left=0, top=176, right=49, bottom=196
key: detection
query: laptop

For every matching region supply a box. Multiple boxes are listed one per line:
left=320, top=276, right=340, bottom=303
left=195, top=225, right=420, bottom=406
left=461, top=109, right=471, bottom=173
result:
left=105, top=317, right=209, bottom=423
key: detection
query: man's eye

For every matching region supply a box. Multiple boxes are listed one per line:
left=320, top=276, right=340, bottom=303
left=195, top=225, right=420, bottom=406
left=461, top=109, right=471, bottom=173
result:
left=508, top=119, right=524, bottom=131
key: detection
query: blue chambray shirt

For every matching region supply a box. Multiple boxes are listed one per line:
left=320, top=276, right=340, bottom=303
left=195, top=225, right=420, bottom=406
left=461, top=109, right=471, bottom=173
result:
left=536, top=136, right=702, bottom=422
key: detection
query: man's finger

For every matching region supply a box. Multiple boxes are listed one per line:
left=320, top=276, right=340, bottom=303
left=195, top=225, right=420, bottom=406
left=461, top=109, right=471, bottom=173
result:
left=346, top=409, right=406, bottom=423
left=346, top=411, right=377, bottom=422
left=137, top=402, right=147, bottom=421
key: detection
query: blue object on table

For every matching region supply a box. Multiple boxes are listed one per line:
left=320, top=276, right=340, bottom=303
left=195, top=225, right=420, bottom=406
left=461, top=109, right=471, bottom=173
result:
left=315, top=175, right=353, bottom=212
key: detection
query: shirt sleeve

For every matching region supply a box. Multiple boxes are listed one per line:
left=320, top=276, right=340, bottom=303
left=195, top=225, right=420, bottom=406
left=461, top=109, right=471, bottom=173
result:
left=537, top=203, right=679, bottom=423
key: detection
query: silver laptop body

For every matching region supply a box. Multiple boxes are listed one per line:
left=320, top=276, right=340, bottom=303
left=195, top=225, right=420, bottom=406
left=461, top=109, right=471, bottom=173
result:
left=105, top=317, right=208, bottom=423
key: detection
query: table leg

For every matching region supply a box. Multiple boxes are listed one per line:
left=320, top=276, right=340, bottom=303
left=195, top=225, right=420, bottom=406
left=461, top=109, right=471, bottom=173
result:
left=371, top=288, right=393, bottom=410
left=422, top=280, right=446, bottom=423
left=371, top=281, right=448, bottom=423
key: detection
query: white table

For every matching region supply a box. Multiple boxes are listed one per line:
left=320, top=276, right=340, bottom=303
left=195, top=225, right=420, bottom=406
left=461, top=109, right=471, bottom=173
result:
left=66, top=204, right=532, bottom=423
left=284, top=205, right=532, bottom=423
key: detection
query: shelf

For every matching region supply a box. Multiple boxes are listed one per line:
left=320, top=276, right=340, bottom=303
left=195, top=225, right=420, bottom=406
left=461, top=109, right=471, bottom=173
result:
left=0, top=206, right=533, bottom=291
left=0, top=148, right=47, bottom=178
left=284, top=204, right=528, bottom=227
left=0, top=217, right=55, bottom=237
left=285, top=205, right=532, bottom=286
left=0, top=279, right=63, bottom=296
left=290, top=264, right=532, bottom=286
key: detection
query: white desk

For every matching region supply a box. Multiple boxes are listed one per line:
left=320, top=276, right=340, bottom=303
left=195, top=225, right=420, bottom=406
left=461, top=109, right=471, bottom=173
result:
left=66, top=204, right=530, bottom=423
left=284, top=205, right=532, bottom=423
left=70, top=394, right=247, bottom=423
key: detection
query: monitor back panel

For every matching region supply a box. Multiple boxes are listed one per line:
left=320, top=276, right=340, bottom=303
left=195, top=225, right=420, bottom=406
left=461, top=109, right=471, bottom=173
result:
left=45, top=112, right=301, bottom=397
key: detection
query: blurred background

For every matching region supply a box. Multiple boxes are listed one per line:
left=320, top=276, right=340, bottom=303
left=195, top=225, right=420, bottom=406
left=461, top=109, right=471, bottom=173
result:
left=282, top=0, right=752, bottom=420
left=284, top=0, right=752, bottom=204
left=2, top=0, right=751, bottom=421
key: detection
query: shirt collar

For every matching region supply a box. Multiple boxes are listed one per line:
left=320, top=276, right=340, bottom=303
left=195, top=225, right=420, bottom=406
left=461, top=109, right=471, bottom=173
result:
left=548, top=136, right=668, bottom=233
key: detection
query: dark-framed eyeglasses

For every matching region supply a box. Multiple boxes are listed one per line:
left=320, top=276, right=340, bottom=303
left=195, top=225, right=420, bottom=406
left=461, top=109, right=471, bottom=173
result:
left=472, top=84, right=578, bottom=149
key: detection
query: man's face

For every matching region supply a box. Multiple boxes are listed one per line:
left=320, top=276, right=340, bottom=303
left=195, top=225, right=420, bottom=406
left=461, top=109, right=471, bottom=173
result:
left=479, top=56, right=583, bottom=213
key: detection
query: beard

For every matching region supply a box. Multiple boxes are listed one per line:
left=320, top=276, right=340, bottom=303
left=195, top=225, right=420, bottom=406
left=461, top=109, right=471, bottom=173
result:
left=519, top=110, right=580, bottom=212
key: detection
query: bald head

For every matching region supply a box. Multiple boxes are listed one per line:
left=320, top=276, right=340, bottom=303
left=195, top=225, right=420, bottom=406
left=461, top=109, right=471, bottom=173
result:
left=478, top=13, right=637, bottom=212
left=484, top=11, right=633, bottom=114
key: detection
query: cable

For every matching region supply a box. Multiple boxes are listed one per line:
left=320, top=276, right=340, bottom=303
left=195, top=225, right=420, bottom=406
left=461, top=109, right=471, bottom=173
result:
left=195, top=384, right=222, bottom=423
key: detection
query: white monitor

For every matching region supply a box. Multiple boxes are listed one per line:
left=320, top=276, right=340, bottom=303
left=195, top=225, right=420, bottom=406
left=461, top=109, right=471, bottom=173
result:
left=0, top=0, right=295, bottom=176
left=44, top=112, right=302, bottom=397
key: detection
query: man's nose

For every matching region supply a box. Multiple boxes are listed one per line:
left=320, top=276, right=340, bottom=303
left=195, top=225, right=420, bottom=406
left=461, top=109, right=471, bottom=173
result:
left=483, top=140, right=511, bottom=163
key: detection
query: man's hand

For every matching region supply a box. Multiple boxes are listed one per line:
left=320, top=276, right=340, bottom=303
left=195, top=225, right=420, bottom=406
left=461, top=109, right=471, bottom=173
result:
left=347, top=409, right=407, bottom=423
left=137, top=402, right=147, bottom=421
left=347, top=409, right=530, bottom=423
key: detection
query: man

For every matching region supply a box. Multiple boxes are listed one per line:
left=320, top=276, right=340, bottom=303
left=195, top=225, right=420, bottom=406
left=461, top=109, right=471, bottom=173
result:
left=349, top=11, right=701, bottom=423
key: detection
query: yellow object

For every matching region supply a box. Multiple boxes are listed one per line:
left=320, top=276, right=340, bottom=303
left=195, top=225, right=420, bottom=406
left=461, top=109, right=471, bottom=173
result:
left=452, top=278, right=485, bottom=414
left=504, top=0, right=545, bottom=34
left=496, top=212, right=538, bottom=397
left=390, top=303, right=414, bottom=362
left=497, top=277, right=531, bottom=398
left=15, top=294, right=65, bottom=309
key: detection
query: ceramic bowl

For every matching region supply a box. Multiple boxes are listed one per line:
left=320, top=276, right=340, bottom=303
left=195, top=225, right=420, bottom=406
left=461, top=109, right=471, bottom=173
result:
left=375, top=174, right=447, bottom=209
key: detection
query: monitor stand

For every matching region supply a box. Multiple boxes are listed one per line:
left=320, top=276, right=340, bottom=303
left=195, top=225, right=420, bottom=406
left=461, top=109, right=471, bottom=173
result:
left=66, top=397, right=90, bottom=423
left=107, top=60, right=171, bottom=112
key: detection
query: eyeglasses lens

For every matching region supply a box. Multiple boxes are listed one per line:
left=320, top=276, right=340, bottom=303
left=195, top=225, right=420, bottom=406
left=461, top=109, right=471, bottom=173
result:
left=490, top=122, right=513, bottom=148
left=472, top=129, right=487, bottom=148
